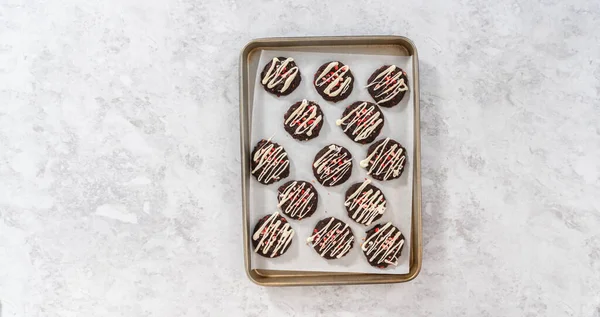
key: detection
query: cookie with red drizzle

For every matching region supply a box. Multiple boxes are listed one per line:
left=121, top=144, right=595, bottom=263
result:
left=252, top=212, right=295, bottom=258
left=307, top=217, right=354, bottom=259
left=283, top=99, right=324, bottom=141
left=251, top=138, right=290, bottom=185
left=344, top=179, right=387, bottom=226
left=312, top=144, right=353, bottom=187
left=313, top=61, right=354, bottom=102
left=277, top=180, right=319, bottom=220
left=362, top=222, right=405, bottom=268
left=360, top=138, right=407, bottom=181
left=336, top=101, right=384, bottom=144
left=260, top=57, right=302, bottom=96
left=366, top=65, right=409, bottom=107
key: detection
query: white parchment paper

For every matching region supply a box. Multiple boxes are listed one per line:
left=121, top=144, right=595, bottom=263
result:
left=249, top=49, right=414, bottom=274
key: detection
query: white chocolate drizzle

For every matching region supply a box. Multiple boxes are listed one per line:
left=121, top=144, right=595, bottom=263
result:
left=314, top=62, right=352, bottom=97
left=277, top=181, right=316, bottom=219
left=261, top=57, right=300, bottom=93
left=252, top=212, right=295, bottom=258
left=313, top=144, right=352, bottom=186
left=361, top=222, right=404, bottom=266
left=252, top=139, right=289, bottom=183
left=344, top=179, right=386, bottom=226
left=306, top=217, right=354, bottom=259
left=365, top=65, right=408, bottom=104
left=359, top=138, right=406, bottom=181
left=335, top=101, right=383, bottom=142
left=284, top=100, right=323, bottom=137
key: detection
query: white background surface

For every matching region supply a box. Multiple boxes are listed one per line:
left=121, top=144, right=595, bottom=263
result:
left=1, top=0, right=600, bottom=316
left=249, top=50, right=413, bottom=274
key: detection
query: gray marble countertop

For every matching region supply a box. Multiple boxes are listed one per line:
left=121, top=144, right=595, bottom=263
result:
left=1, top=0, right=599, bottom=316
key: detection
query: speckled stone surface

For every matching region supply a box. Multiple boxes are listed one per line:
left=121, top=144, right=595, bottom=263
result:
left=1, top=0, right=599, bottom=316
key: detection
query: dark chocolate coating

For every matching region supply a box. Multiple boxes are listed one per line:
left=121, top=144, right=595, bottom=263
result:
left=283, top=100, right=323, bottom=141
left=338, top=101, right=384, bottom=144
left=250, top=139, right=290, bottom=185
left=344, top=181, right=387, bottom=225
left=312, top=144, right=353, bottom=187
left=260, top=56, right=302, bottom=96
left=251, top=214, right=294, bottom=258
left=309, top=217, right=354, bottom=260
left=313, top=61, right=354, bottom=102
left=277, top=180, right=319, bottom=220
left=363, top=138, right=407, bottom=181
left=362, top=223, right=405, bottom=268
left=366, top=65, right=409, bottom=108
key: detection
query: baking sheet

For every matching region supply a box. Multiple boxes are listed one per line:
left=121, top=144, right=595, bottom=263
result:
left=249, top=49, right=414, bottom=274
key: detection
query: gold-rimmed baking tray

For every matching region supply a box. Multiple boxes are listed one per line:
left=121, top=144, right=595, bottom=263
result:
left=239, top=36, right=421, bottom=286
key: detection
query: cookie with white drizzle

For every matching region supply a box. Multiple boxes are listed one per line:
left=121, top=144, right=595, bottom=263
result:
left=251, top=139, right=290, bottom=185
left=360, top=138, right=407, bottom=181
left=313, top=61, right=354, bottom=102
left=307, top=217, right=354, bottom=259
left=251, top=212, right=295, bottom=258
left=344, top=179, right=387, bottom=226
left=260, top=56, right=302, bottom=96
left=312, top=144, right=353, bottom=187
left=283, top=99, right=323, bottom=141
left=277, top=180, right=318, bottom=220
left=361, top=222, right=405, bottom=268
left=336, top=101, right=384, bottom=144
left=366, top=65, right=409, bottom=107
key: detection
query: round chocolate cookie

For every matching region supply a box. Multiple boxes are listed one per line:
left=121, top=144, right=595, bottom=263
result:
left=361, top=222, right=405, bottom=268
left=283, top=99, right=324, bottom=141
left=312, top=144, right=353, bottom=187
left=313, top=61, right=354, bottom=102
left=251, top=139, right=290, bottom=185
left=336, top=101, right=384, bottom=144
left=306, top=217, right=354, bottom=259
left=344, top=179, right=387, bottom=226
left=252, top=212, right=295, bottom=258
left=277, top=180, right=319, bottom=220
left=360, top=138, right=407, bottom=181
left=366, top=65, right=409, bottom=108
left=260, top=57, right=302, bottom=96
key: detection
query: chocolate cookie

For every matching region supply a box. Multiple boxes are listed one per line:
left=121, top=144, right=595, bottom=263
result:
left=312, top=144, right=353, bottom=187
left=313, top=61, right=354, bottom=102
left=251, top=212, right=295, bottom=258
left=336, top=101, right=384, bottom=144
left=360, top=138, right=407, bottom=181
left=260, top=57, right=301, bottom=96
left=283, top=100, right=324, bottom=141
left=251, top=139, right=290, bottom=185
left=277, top=180, right=318, bottom=220
left=344, top=179, right=387, bottom=226
left=306, top=217, right=354, bottom=259
left=366, top=65, right=409, bottom=107
left=361, top=222, right=405, bottom=268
